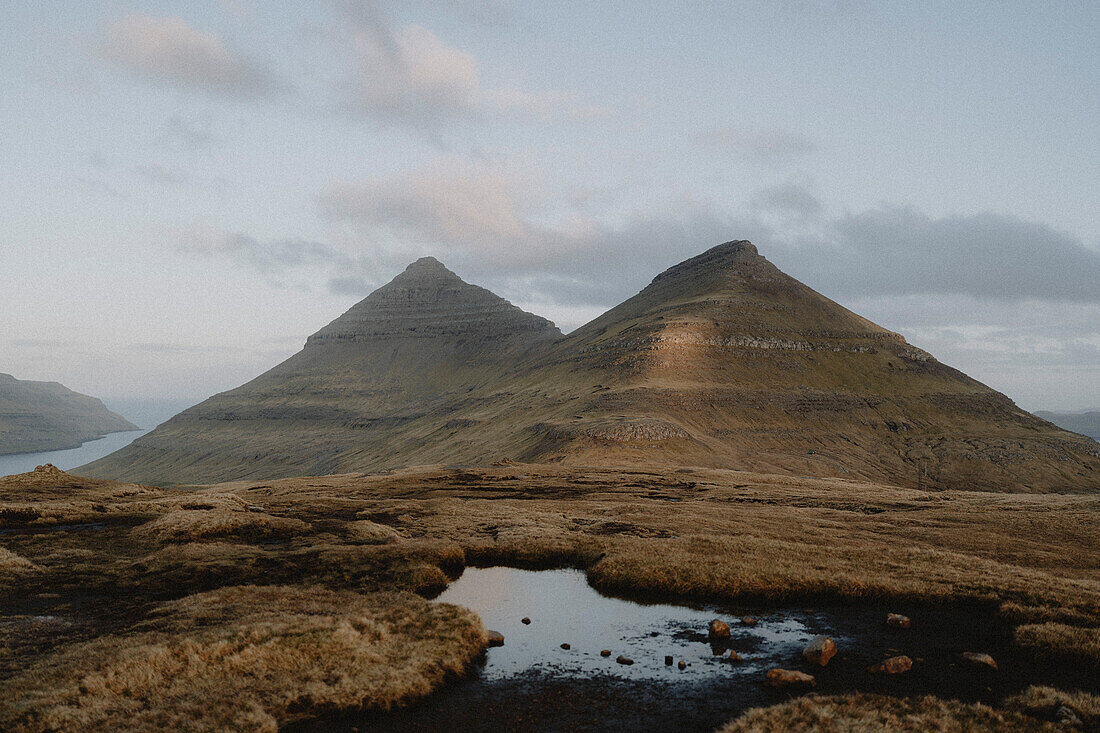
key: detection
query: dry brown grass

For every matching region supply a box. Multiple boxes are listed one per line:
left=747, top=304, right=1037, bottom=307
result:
left=0, top=546, right=37, bottom=580
left=718, top=693, right=1061, bottom=732
left=1007, top=686, right=1100, bottom=727
left=1015, top=623, right=1100, bottom=670
left=0, top=585, right=487, bottom=732
left=131, top=508, right=309, bottom=543
left=2, top=464, right=1099, bottom=730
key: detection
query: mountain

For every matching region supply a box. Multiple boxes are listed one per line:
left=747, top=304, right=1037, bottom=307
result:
left=80, top=257, right=561, bottom=482
left=0, top=374, right=136, bottom=455
left=81, top=242, right=1100, bottom=491
left=1034, top=411, right=1100, bottom=442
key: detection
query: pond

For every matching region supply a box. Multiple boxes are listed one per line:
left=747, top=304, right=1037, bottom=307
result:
left=288, top=566, right=1090, bottom=732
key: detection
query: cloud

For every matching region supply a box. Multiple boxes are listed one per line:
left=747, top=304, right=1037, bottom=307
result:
left=135, top=162, right=184, bottom=185
left=749, top=183, right=823, bottom=220
left=97, top=14, right=277, bottom=97
left=335, top=5, right=608, bottom=123
left=759, top=203, right=1100, bottom=303
left=318, top=156, right=528, bottom=245
left=163, top=116, right=219, bottom=148
left=694, top=127, right=816, bottom=163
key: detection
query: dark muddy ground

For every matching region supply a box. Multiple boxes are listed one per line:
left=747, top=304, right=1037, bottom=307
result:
left=286, top=567, right=1097, bottom=732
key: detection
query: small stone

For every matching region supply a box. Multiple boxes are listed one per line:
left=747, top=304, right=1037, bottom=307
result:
left=868, top=655, right=912, bottom=674
left=560, top=643, right=570, bottom=650
left=1056, top=705, right=1081, bottom=725
left=803, top=635, right=837, bottom=667
left=600, top=649, right=611, bottom=657
left=678, top=660, right=687, bottom=670
left=708, top=619, right=731, bottom=641
left=886, top=613, right=911, bottom=629
left=960, top=652, right=997, bottom=670
left=728, top=649, right=742, bottom=663
left=486, top=630, right=504, bottom=647
left=616, top=655, right=634, bottom=665
left=665, top=655, right=674, bottom=665
left=521, top=617, right=531, bottom=625
left=764, top=668, right=815, bottom=688
left=741, top=616, right=758, bottom=627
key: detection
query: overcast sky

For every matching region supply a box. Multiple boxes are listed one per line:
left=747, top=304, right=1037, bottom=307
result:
left=1, top=1, right=1097, bottom=412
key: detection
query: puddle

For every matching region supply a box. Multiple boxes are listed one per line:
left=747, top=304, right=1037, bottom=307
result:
left=287, top=567, right=1099, bottom=733
left=432, top=567, right=830, bottom=681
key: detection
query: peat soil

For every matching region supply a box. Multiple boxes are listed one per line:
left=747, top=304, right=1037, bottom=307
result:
left=287, top=567, right=1098, bottom=733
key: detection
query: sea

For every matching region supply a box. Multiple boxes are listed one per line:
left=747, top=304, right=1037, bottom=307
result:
left=0, top=398, right=197, bottom=478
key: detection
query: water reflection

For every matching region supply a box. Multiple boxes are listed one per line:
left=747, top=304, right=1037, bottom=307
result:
left=436, top=566, right=840, bottom=681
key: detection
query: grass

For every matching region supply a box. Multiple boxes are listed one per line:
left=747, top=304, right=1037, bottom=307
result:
left=1, top=464, right=1098, bottom=730
left=0, top=546, right=37, bottom=581
left=131, top=508, right=309, bottom=543
left=718, top=694, right=1060, bottom=732
left=1007, top=686, right=1100, bottom=727
left=1015, top=623, right=1100, bottom=670
left=0, top=585, right=487, bottom=732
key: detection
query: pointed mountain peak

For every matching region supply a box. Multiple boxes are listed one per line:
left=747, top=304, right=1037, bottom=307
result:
left=306, top=257, right=561, bottom=347
left=651, top=240, right=764, bottom=285
left=401, top=256, right=456, bottom=278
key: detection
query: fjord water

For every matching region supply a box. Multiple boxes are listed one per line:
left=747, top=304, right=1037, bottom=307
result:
left=0, top=397, right=193, bottom=477
left=0, top=429, right=148, bottom=477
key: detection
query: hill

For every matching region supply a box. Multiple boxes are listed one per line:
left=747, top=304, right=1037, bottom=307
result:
left=0, top=374, right=136, bottom=456
left=1034, top=411, right=1100, bottom=442
left=81, top=242, right=1099, bottom=491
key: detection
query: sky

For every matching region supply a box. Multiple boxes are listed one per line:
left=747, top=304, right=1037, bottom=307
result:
left=1, top=0, right=1097, bottom=412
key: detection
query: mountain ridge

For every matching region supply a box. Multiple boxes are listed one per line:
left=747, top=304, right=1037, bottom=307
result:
left=0, top=374, right=137, bottom=456
left=80, top=242, right=1099, bottom=491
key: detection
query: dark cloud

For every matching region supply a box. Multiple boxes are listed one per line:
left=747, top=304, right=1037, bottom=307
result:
left=749, top=183, right=823, bottom=220
left=694, top=127, right=816, bottom=163
left=97, top=14, right=278, bottom=98
left=134, top=163, right=184, bottom=185
left=762, top=205, right=1100, bottom=303
left=163, top=116, right=219, bottom=149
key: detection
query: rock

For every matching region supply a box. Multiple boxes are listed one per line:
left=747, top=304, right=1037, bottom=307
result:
left=616, top=655, right=634, bottom=665
left=486, top=630, right=504, bottom=647
left=886, top=613, right=911, bottom=629
left=560, top=643, right=570, bottom=650
left=1056, top=705, right=1081, bottom=725
left=764, top=668, right=815, bottom=688
left=741, top=616, right=758, bottom=626
left=678, top=660, right=687, bottom=670
left=521, top=617, right=531, bottom=625
left=803, top=635, right=837, bottom=667
left=960, top=652, right=997, bottom=670
left=728, top=649, right=742, bottom=663
left=868, top=655, right=912, bottom=674
left=600, top=649, right=611, bottom=657
left=665, top=655, right=674, bottom=665
left=708, top=619, right=731, bottom=641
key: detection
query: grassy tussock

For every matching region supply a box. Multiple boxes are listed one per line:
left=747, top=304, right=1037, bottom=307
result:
left=344, top=519, right=401, bottom=543
left=1015, top=623, right=1100, bottom=670
left=0, top=546, right=37, bottom=579
left=1007, top=686, right=1100, bottom=727
left=0, top=585, right=487, bottom=732
left=132, top=509, right=308, bottom=543
left=1001, top=601, right=1099, bottom=627
left=718, top=693, right=1059, bottom=732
